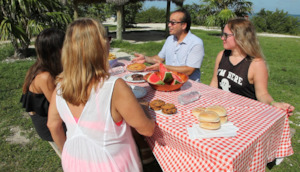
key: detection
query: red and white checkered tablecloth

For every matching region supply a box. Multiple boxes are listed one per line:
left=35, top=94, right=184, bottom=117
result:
left=114, top=60, right=293, bottom=172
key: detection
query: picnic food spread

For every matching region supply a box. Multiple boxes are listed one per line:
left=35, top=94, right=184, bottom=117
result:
left=126, top=63, right=146, bottom=72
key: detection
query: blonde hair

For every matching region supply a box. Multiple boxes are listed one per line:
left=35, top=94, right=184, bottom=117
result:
left=58, top=18, right=110, bottom=105
left=227, top=18, right=265, bottom=60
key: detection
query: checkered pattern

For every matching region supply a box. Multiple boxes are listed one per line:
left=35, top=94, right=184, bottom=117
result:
left=116, top=60, right=293, bottom=171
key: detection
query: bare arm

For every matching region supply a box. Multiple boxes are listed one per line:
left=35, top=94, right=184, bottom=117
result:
left=164, top=65, right=195, bottom=76
left=132, top=53, right=164, bottom=64
left=111, top=79, right=155, bottom=137
left=210, top=51, right=224, bottom=88
left=47, top=89, right=66, bottom=152
left=31, top=72, right=56, bottom=102
left=250, top=60, right=294, bottom=115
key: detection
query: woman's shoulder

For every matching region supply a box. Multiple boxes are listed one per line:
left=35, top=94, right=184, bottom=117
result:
left=35, top=71, right=53, bottom=82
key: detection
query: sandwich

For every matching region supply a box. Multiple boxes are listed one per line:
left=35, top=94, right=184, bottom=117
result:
left=192, top=106, right=206, bottom=118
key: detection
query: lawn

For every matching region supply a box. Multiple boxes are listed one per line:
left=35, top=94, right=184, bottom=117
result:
left=0, top=29, right=299, bottom=171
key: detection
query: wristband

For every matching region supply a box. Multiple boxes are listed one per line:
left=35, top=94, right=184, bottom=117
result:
left=270, top=101, right=276, bottom=106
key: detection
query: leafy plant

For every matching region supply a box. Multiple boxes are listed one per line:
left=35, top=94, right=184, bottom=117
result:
left=0, top=0, right=71, bottom=58
left=135, top=7, right=166, bottom=23
left=201, top=0, right=253, bottom=30
left=252, top=9, right=300, bottom=35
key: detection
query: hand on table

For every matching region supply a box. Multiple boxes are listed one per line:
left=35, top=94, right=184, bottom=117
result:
left=273, top=102, right=294, bottom=117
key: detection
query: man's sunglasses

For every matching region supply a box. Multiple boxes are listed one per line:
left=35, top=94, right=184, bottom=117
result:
left=167, top=21, right=185, bottom=26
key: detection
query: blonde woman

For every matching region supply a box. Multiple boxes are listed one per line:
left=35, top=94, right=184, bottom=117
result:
left=47, top=18, right=155, bottom=172
left=210, top=18, right=294, bottom=115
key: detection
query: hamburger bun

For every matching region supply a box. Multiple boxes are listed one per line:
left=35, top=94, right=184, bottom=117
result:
left=220, top=116, right=228, bottom=124
left=198, top=111, right=220, bottom=122
left=192, top=107, right=206, bottom=118
left=199, top=121, right=221, bottom=130
left=205, top=105, right=227, bottom=117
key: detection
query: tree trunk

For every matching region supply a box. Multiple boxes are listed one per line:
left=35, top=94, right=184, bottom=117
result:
left=116, top=5, right=123, bottom=40
left=73, top=1, right=79, bottom=19
left=165, top=1, right=170, bottom=37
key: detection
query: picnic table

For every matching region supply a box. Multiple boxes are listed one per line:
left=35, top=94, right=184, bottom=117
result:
left=113, top=60, right=293, bottom=171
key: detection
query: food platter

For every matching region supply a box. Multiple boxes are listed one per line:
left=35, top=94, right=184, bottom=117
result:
left=126, top=63, right=146, bottom=72
left=122, top=73, right=147, bottom=83
left=130, top=85, right=147, bottom=99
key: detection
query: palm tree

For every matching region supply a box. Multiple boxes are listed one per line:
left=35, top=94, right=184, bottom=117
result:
left=201, top=0, right=253, bottom=31
left=0, top=0, right=71, bottom=58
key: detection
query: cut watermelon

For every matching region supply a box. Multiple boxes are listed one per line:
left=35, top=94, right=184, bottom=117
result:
left=171, top=72, right=183, bottom=85
left=147, top=72, right=165, bottom=85
left=159, top=63, right=173, bottom=83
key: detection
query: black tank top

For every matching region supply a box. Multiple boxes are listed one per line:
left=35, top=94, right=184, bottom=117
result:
left=217, top=50, right=257, bottom=100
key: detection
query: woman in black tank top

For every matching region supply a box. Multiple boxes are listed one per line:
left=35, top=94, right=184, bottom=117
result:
left=210, top=18, right=294, bottom=116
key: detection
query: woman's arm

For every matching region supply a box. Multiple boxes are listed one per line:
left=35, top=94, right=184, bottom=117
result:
left=111, top=79, right=155, bottom=137
left=47, top=89, right=66, bottom=152
left=210, top=50, right=224, bottom=88
left=250, top=60, right=294, bottom=115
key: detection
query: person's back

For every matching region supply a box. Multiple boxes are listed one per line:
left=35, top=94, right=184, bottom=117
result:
left=56, top=77, right=141, bottom=171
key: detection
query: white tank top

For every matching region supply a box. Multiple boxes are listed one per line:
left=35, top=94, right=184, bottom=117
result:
left=56, top=76, right=142, bottom=172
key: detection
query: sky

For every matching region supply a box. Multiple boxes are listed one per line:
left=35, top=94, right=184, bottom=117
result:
left=143, top=0, right=300, bottom=15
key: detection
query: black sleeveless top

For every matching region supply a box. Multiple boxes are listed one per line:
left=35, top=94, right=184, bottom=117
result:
left=20, top=91, right=49, bottom=117
left=217, top=50, right=257, bottom=100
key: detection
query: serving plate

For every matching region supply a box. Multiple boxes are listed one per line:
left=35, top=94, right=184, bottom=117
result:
left=123, top=73, right=147, bottom=83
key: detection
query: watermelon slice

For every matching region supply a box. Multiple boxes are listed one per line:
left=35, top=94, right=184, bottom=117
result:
left=147, top=72, right=165, bottom=85
left=171, top=72, right=183, bottom=85
left=159, top=63, right=173, bottom=83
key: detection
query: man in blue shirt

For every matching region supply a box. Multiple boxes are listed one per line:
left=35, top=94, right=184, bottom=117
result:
left=132, top=8, right=205, bottom=82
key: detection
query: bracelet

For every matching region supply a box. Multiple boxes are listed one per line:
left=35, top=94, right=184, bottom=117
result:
left=270, top=101, right=276, bottom=105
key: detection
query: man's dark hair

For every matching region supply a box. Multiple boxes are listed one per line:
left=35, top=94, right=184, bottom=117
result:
left=173, top=8, right=191, bottom=32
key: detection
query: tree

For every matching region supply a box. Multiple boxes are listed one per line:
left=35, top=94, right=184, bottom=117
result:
left=135, top=7, right=166, bottom=23
left=0, top=0, right=72, bottom=58
left=252, top=9, right=300, bottom=35
left=201, top=0, right=253, bottom=30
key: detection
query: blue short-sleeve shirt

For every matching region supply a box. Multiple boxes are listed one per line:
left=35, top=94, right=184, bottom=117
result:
left=158, top=31, right=204, bottom=81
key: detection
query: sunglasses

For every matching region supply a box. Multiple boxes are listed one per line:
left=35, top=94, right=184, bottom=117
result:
left=167, top=21, right=185, bottom=26
left=220, top=32, right=234, bottom=40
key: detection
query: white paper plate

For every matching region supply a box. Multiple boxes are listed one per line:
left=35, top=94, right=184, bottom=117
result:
left=130, top=85, right=147, bottom=98
left=123, top=73, right=147, bottom=83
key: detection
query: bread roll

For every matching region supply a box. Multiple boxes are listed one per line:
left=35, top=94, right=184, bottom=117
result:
left=192, top=107, right=206, bottom=118
left=220, top=116, right=228, bottom=124
left=205, top=105, right=227, bottom=117
left=198, top=111, right=220, bottom=122
left=199, top=121, right=221, bottom=130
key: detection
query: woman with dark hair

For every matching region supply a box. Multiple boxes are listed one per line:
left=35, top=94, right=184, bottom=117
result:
left=210, top=18, right=294, bottom=115
left=20, top=28, right=65, bottom=141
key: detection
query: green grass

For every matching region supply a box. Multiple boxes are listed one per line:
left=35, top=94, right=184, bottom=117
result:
left=1, top=29, right=299, bottom=171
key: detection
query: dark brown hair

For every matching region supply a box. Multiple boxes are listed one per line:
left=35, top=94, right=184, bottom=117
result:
left=22, top=28, right=65, bottom=93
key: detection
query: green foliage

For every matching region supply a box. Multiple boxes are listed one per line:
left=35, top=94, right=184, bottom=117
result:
left=78, top=3, right=114, bottom=22
left=183, top=3, right=207, bottom=25
left=123, top=2, right=143, bottom=26
left=0, top=0, right=72, bottom=58
left=201, top=0, right=253, bottom=30
left=135, top=7, right=166, bottom=23
left=0, top=44, right=14, bottom=61
left=252, top=9, right=300, bottom=35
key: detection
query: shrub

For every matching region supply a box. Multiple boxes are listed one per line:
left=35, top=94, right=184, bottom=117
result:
left=135, top=7, right=166, bottom=23
left=252, top=9, right=300, bottom=35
